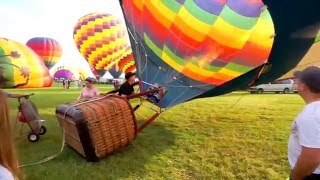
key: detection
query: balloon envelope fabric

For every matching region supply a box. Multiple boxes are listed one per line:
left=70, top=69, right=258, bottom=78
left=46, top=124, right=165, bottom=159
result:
left=122, top=0, right=274, bottom=108
left=0, top=38, right=53, bottom=88
left=26, top=37, right=62, bottom=69
left=73, top=13, right=132, bottom=71
left=117, top=48, right=136, bottom=73
left=53, top=65, right=80, bottom=80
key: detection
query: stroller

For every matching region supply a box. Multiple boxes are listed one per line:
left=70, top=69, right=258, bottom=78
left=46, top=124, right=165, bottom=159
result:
left=15, top=93, right=47, bottom=142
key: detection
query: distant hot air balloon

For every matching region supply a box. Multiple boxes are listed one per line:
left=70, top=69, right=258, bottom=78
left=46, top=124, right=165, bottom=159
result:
left=0, top=38, right=53, bottom=88
left=53, top=65, right=79, bottom=80
left=117, top=48, right=136, bottom=73
left=108, top=65, right=122, bottom=78
left=78, top=67, right=90, bottom=80
left=26, top=37, right=62, bottom=69
left=73, top=13, right=132, bottom=73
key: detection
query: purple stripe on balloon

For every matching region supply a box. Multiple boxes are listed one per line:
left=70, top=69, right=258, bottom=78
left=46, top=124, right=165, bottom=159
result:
left=194, top=0, right=226, bottom=15
left=227, top=0, right=264, bottom=17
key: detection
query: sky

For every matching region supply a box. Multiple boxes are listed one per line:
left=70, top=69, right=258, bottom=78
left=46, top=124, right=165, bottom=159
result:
left=0, top=0, right=126, bottom=76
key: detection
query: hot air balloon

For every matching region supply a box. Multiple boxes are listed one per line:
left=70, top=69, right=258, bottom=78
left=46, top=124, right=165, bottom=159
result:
left=78, top=67, right=90, bottom=81
left=121, top=0, right=275, bottom=108
left=196, top=0, right=320, bottom=98
left=108, top=65, right=122, bottom=79
left=26, top=37, right=62, bottom=69
left=0, top=38, right=53, bottom=89
left=278, top=41, right=320, bottom=80
left=53, top=65, right=79, bottom=80
left=73, top=13, right=132, bottom=74
left=117, top=48, right=136, bottom=73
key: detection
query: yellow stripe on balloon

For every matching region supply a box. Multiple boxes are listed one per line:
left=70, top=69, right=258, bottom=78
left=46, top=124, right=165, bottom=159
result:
left=208, top=17, right=251, bottom=49
left=146, top=0, right=176, bottom=29
left=161, top=46, right=239, bottom=82
left=177, top=6, right=212, bottom=35
left=246, top=17, right=274, bottom=49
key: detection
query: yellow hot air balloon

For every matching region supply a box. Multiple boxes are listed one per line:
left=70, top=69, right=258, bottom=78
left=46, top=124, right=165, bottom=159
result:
left=73, top=13, right=132, bottom=73
left=0, top=38, right=53, bottom=88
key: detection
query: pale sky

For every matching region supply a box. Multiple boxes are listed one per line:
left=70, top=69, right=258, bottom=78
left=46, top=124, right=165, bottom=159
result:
left=0, top=0, right=126, bottom=75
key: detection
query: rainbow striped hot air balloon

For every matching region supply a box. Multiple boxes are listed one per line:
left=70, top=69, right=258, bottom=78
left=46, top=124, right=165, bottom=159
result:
left=122, top=0, right=275, bottom=108
left=73, top=13, right=132, bottom=74
left=26, top=37, right=62, bottom=69
left=0, top=38, right=53, bottom=89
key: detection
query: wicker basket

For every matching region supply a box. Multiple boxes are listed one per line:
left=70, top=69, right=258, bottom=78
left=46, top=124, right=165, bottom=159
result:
left=56, top=95, right=137, bottom=161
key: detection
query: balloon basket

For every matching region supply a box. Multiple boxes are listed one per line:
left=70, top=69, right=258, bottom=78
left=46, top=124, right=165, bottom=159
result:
left=55, top=88, right=164, bottom=161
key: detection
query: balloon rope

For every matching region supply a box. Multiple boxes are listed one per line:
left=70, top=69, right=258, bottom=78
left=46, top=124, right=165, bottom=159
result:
left=19, top=96, right=110, bottom=168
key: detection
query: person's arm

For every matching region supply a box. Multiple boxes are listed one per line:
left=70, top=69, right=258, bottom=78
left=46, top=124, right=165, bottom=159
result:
left=290, top=115, right=320, bottom=179
left=290, top=147, right=320, bottom=179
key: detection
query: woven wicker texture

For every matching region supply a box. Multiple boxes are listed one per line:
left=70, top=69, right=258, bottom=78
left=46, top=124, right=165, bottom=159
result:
left=57, top=95, right=137, bottom=159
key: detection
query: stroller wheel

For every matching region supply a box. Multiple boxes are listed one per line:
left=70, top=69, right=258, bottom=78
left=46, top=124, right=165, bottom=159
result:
left=39, top=125, right=47, bottom=135
left=28, top=133, right=40, bottom=142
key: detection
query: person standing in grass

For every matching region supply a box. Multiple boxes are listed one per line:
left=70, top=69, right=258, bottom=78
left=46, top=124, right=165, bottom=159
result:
left=288, top=66, right=320, bottom=180
left=0, top=90, right=22, bottom=180
left=78, top=78, right=100, bottom=100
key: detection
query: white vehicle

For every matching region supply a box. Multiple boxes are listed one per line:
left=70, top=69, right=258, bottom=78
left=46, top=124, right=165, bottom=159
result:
left=248, top=79, right=295, bottom=94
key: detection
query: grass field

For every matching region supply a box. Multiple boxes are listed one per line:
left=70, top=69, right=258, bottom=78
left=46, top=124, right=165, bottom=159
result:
left=5, top=84, right=304, bottom=180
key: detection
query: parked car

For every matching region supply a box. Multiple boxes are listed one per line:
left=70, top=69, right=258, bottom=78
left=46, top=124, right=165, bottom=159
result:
left=248, top=79, right=295, bottom=94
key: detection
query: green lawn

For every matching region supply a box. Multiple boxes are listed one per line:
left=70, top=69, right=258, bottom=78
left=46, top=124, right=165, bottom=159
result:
left=5, top=84, right=304, bottom=180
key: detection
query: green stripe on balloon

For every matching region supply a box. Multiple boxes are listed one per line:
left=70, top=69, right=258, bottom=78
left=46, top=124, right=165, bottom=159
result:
left=220, top=6, right=259, bottom=30
left=184, top=0, right=218, bottom=25
left=224, top=62, right=252, bottom=73
left=144, top=34, right=162, bottom=57
left=162, top=0, right=181, bottom=13
left=145, top=34, right=251, bottom=74
left=315, top=30, right=320, bottom=43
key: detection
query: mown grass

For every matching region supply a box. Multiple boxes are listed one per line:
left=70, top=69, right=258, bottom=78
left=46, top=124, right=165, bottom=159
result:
left=5, top=84, right=304, bottom=180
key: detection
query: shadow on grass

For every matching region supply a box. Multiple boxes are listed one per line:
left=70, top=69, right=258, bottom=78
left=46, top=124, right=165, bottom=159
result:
left=20, top=120, right=176, bottom=180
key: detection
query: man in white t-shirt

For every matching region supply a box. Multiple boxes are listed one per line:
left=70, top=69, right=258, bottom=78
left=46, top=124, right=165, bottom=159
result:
left=288, top=66, right=320, bottom=180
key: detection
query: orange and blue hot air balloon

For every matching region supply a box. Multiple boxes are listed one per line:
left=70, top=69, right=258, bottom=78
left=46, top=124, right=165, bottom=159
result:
left=26, top=37, right=62, bottom=69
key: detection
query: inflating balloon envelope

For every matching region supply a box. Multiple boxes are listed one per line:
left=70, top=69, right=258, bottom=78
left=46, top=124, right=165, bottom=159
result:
left=121, top=0, right=275, bottom=108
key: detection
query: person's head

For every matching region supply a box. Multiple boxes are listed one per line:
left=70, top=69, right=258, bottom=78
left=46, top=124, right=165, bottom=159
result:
left=294, top=66, right=320, bottom=101
left=125, top=72, right=136, bottom=84
left=84, top=78, right=94, bottom=88
left=0, top=90, right=21, bottom=179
